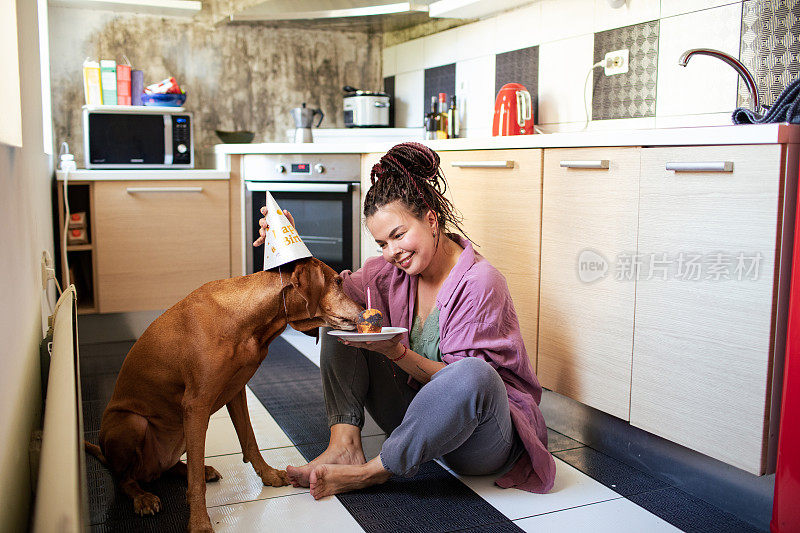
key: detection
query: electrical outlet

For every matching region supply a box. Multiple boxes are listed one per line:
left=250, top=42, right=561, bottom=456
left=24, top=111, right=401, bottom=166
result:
left=604, top=48, right=630, bottom=76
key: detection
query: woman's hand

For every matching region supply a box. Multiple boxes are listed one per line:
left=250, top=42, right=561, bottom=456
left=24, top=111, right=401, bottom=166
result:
left=338, top=334, right=404, bottom=358
left=253, top=206, right=296, bottom=247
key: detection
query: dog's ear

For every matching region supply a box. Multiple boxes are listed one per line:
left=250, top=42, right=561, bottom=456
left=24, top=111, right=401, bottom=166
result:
left=290, top=259, right=326, bottom=319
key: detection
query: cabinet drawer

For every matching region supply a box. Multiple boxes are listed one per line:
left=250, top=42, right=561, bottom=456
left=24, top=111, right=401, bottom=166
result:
left=94, top=180, right=230, bottom=313
left=438, top=149, right=543, bottom=368
left=538, top=147, right=640, bottom=420
left=631, top=144, right=783, bottom=474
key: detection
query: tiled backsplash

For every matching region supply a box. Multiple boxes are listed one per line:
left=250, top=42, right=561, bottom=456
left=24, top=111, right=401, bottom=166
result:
left=383, top=0, right=799, bottom=136
left=739, top=0, right=800, bottom=110
left=592, top=21, right=659, bottom=120
left=495, top=46, right=540, bottom=124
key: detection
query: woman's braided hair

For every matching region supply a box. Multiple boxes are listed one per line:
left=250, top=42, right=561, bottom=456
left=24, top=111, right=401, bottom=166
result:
left=364, top=142, right=474, bottom=246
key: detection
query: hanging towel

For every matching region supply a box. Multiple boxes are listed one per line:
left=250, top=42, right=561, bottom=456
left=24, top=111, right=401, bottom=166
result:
left=733, top=76, right=800, bottom=124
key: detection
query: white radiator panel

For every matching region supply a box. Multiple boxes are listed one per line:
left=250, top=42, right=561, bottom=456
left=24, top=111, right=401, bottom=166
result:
left=32, top=286, right=87, bottom=532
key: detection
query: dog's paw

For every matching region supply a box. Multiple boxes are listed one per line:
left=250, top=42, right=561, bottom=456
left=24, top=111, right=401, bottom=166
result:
left=261, top=468, right=290, bottom=487
left=133, top=492, right=161, bottom=516
left=205, top=465, right=223, bottom=482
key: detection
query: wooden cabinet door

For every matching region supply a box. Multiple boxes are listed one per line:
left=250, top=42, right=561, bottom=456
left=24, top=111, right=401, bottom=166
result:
left=538, top=147, right=640, bottom=420
left=632, top=145, right=783, bottom=474
left=438, top=149, right=542, bottom=369
left=94, top=180, right=230, bottom=313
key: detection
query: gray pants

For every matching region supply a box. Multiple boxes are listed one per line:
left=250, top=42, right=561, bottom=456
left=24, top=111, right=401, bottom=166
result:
left=320, top=328, right=524, bottom=477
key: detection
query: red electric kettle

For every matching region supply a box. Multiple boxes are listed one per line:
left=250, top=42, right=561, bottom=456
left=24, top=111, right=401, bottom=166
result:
left=492, top=83, right=534, bottom=136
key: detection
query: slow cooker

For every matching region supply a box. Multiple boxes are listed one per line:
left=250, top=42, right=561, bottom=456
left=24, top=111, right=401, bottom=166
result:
left=343, top=86, right=390, bottom=128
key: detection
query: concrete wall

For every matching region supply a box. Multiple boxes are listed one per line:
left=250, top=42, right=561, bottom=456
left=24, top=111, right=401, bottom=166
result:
left=48, top=6, right=383, bottom=168
left=0, top=0, right=55, bottom=530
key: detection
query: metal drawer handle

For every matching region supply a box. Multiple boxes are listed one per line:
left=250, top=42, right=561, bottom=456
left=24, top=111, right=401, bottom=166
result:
left=245, top=182, right=350, bottom=193
left=559, top=160, right=610, bottom=169
left=126, top=186, right=203, bottom=194
left=450, top=161, right=514, bottom=168
left=666, top=161, right=734, bottom=172
left=373, top=102, right=390, bottom=108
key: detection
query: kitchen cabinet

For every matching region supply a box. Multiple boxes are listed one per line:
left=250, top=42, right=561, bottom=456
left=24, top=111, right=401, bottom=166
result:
left=631, top=144, right=793, bottom=474
left=93, top=180, right=230, bottom=313
left=437, top=149, right=543, bottom=369
left=537, top=148, right=641, bottom=420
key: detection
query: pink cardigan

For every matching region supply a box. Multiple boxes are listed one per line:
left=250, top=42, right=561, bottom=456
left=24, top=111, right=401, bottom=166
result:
left=340, top=235, right=556, bottom=493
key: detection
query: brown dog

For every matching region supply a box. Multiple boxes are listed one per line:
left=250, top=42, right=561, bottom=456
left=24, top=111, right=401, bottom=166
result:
left=84, top=257, right=362, bottom=532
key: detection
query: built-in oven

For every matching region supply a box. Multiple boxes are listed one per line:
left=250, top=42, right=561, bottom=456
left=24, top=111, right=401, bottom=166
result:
left=243, top=154, right=361, bottom=275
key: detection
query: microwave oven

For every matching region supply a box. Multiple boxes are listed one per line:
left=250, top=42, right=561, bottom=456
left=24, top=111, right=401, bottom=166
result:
left=82, top=106, right=193, bottom=169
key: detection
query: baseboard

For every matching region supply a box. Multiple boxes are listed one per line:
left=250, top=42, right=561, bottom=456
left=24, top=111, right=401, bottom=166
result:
left=540, top=389, right=774, bottom=531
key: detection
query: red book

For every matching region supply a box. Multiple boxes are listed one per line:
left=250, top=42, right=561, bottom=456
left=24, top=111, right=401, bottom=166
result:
left=116, top=64, right=132, bottom=105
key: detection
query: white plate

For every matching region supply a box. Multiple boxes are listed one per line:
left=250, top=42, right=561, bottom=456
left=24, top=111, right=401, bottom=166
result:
left=327, top=327, right=407, bottom=342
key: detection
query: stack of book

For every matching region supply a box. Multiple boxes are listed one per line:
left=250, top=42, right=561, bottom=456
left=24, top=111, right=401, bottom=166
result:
left=83, top=59, right=144, bottom=106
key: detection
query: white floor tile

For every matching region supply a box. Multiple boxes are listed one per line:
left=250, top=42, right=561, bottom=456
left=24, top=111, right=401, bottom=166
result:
left=450, top=457, right=621, bottom=520
left=210, top=387, right=270, bottom=421
left=515, top=497, right=681, bottom=532
left=208, top=492, right=364, bottom=533
left=196, top=412, right=293, bottom=459
left=205, top=447, right=310, bottom=508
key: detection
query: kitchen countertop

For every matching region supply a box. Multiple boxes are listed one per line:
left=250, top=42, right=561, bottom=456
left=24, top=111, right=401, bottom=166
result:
left=214, top=123, right=800, bottom=155
left=55, top=169, right=230, bottom=181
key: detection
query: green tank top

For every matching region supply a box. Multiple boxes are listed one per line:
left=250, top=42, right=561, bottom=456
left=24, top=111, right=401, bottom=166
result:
left=409, top=306, right=442, bottom=362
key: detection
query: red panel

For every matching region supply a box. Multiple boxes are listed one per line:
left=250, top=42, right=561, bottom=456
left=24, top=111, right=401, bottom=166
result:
left=772, top=168, right=800, bottom=533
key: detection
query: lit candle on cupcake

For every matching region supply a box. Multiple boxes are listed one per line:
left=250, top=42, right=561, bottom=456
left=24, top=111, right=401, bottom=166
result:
left=356, top=287, right=383, bottom=333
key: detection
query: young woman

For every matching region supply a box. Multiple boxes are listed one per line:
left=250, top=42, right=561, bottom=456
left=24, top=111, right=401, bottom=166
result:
left=253, top=142, right=555, bottom=499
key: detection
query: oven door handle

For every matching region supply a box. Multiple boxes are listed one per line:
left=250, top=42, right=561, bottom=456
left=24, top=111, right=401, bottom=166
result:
left=245, top=182, right=351, bottom=193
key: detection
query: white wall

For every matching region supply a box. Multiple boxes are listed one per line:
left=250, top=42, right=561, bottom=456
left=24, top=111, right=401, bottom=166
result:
left=384, top=0, right=744, bottom=136
left=0, top=0, right=55, bottom=530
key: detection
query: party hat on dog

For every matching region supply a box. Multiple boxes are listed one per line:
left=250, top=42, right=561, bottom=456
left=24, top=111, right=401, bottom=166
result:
left=262, top=191, right=312, bottom=270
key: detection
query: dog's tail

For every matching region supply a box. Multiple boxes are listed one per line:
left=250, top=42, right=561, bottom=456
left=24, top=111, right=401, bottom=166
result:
left=84, top=441, right=107, bottom=466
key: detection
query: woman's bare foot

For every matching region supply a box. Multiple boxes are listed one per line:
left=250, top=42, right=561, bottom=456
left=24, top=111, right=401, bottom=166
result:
left=286, top=424, right=366, bottom=488
left=309, top=456, right=392, bottom=500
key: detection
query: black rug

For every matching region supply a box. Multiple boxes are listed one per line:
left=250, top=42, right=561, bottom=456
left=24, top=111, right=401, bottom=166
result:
left=249, top=336, right=524, bottom=533
left=81, top=336, right=523, bottom=532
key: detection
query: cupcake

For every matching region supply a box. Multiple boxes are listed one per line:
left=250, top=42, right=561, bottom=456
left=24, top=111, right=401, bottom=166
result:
left=356, top=308, right=383, bottom=333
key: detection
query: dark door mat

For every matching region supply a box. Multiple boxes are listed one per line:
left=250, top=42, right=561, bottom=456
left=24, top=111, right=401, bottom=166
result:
left=249, top=337, right=524, bottom=533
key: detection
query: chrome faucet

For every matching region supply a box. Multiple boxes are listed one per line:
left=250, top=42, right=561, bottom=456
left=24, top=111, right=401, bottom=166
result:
left=678, top=48, right=761, bottom=113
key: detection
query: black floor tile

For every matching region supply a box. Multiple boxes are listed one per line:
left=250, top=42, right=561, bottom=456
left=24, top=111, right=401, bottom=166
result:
left=83, top=400, right=107, bottom=432
left=81, top=371, right=119, bottom=403
left=546, top=428, right=583, bottom=452
left=80, top=353, right=127, bottom=377
left=80, top=340, right=135, bottom=359
left=627, top=487, right=762, bottom=533
left=554, top=446, right=669, bottom=497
